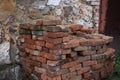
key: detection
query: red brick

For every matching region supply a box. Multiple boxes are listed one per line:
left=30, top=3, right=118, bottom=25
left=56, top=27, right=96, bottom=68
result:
left=47, top=60, right=60, bottom=66
left=91, top=54, right=105, bottom=60
left=45, top=37, right=63, bottom=44
left=22, top=34, right=31, bottom=39
left=70, top=24, right=83, bottom=33
left=63, top=39, right=79, bottom=49
left=45, top=43, right=54, bottom=49
left=36, top=57, right=47, bottom=63
left=23, top=66, right=32, bottom=73
left=77, top=67, right=91, bottom=75
left=62, top=49, right=71, bottom=54
left=49, top=49, right=62, bottom=55
left=80, top=28, right=93, bottom=34
left=25, top=39, right=35, bottom=45
left=88, top=39, right=105, bottom=46
left=35, top=67, right=46, bottom=74
left=81, top=50, right=96, bottom=56
left=20, top=24, right=31, bottom=29
left=29, top=45, right=36, bottom=50
left=62, top=72, right=77, bottom=80
left=29, top=50, right=39, bottom=56
left=52, top=76, right=62, bottom=80
left=69, top=64, right=82, bottom=72
left=36, top=19, right=43, bottom=25
left=47, top=69, right=69, bottom=77
left=25, top=48, right=30, bottom=53
left=40, top=52, right=60, bottom=60
left=104, top=48, right=115, bottom=58
left=82, top=61, right=97, bottom=67
left=43, top=26, right=62, bottom=32
left=63, top=36, right=73, bottom=42
left=47, top=32, right=68, bottom=38
left=55, top=69, right=69, bottom=76
left=41, top=74, right=47, bottom=80
left=37, top=36, right=44, bottom=40
left=35, top=41, right=45, bottom=46
left=91, top=63, right=104, bottom=70
left=76, top=56, right=90, bottom=63
left=23, top=58, right=41, bottom=66
left=36, top=45, right=42, bottom=50
left=19, top=52, right=27, bottom=57
left=74, top=46, right=88, bottom=51
left=30, top=60, right=41, bottom=66
left=94, top=71, right=101, bottom=80
left=61, top=61, right=77, bottom=69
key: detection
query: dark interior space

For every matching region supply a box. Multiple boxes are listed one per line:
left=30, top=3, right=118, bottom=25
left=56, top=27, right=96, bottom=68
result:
left=105, top=0, right=120, bottom=53
left=105, top=0, right=120, bottom=36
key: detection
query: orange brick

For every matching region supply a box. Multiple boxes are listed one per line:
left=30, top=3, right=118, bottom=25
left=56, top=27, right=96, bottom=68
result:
left=25, top=39, right=35, bottom=45
left=36, top=19, right=43, bottom=25
left=63, top=39, right=79, bottom=49
left=36, top=57, right=47, bottom=63
left=63, top=36, right=73, bottom=42
left=61, top=61, right=77, bottom=69
left=35, top=41, right=45, bottom=46
left=40, top=52, right=60, bottom=60
left=77, top=67, right=91, bottom=75
left=82, top=60, right=97, bottom=67
left=19, top=52, right=27, bottom=57
left=47, top=32, right=68, bottom=38
left=35, top=67, right=46, bottom=74
left=70, top=24, right=83, bottom=33
left=45, top=43, right=54, bottom=49
left=37, top=36, right=44, bottom=40
left=69, top=64, right=82, bottom=72
left=45, top=37, right=63, bottom=44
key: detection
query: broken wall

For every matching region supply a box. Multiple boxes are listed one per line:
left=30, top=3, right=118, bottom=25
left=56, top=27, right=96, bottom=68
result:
left=0, top=0, right=100, bottom=80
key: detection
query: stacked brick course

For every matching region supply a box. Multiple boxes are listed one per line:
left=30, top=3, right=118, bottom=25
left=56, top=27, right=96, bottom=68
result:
left=18, top=19, right=115, bottom=80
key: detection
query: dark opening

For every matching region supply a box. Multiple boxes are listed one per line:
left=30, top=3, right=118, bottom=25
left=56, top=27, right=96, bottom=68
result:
left=104, top=0, right=120, bottom=36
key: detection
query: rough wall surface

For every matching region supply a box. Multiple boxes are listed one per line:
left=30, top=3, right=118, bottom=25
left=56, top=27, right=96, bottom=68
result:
left=0, top=0, right=22, bottom=80
left=18, top=19, right=115, bottom=80
left=0, top=0, right=112, bottom=80
left=16, top=0, right=100, bottom=27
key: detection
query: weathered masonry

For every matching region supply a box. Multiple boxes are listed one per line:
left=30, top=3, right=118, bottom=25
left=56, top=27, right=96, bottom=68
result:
left=0, top=0, right=117, bottom=80
left=18, top=19, right=115, bottom=80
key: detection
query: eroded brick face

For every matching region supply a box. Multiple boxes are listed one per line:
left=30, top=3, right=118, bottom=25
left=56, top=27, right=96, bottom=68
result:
left=18, top=18, right=115, bottom=80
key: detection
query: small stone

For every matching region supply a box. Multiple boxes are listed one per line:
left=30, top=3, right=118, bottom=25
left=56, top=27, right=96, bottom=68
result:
left=0, top=41, right=11, bottom=64
left=47, top=0, right=61, bottom=6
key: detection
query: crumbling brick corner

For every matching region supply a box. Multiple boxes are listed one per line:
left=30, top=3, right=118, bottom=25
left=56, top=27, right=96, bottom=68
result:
left=18, top=19, right=115, bottom=80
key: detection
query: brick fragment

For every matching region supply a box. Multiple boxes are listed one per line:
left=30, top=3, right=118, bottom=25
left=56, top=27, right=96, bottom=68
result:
left=61, top=61, right=77, bottom=69
left=47, top=60, right=60, bottom=66
left=77, top=67, right=91, bottom=75
left=70, top=24, right=83, bottom=33
left=47, top=32, right=68, bottom=38
left=35, top=41, right=45, bottom=46
left=36, top=19, right=43, bottom=25
left=35, top=67, right=46, bottom=74
left=82, top=60, right=97, bottom=67
left=63, top=39, right=79, bottom=49
left=69, top=64, right=82, bottom=72
left=40, top=52, right=60, bottom=60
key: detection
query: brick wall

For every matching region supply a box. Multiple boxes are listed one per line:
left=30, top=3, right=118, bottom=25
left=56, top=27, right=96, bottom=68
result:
left=18, top=18, right=115, bottom=80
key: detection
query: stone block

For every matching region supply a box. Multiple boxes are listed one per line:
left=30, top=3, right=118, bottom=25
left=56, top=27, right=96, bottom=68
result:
left=0, top=41, right=11, bottom=64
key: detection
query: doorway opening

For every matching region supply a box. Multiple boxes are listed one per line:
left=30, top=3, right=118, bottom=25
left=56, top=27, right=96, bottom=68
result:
left=100, top=0, right=120, bottom=53
left=104, top=0, right=120, bottom=36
